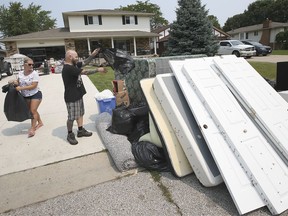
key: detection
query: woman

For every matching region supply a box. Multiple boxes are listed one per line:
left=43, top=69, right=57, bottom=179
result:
left=14, top=57, right=43, bottom=137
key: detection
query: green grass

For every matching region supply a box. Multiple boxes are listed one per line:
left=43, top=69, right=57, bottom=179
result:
left=87, top=57, right=281, bottom=91
left=248, top=62, right=276, bottom=80
left=272, top=50, right=288, bottom=55
left=88, top=66, right=115, bottom=92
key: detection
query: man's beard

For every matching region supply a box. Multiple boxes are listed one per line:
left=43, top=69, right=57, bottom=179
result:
left=72, top=58, right=77, bottom=66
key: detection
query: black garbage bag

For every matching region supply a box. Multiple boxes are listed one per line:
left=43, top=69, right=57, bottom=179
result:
left=131, top=141, right=170, bottom=172
left=2, top=83, right=10, bottom=93
left=107, top=103, right=149, bottom=137
left=127, top=118, right=149, bottom=144
left=107, top=105, right=136, bottom=135
left=101, top=48, right=135, bottom=74
left=127, top=103, right=149, bottom=143
left=4, top=84, right=32, bottom=122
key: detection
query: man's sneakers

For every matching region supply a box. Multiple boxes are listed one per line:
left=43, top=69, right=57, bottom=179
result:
left=67, top=132, right=78, bottom=145
left=77, top=128, right=92, bottom=137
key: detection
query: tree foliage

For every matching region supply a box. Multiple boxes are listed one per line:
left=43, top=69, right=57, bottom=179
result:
left=164, top=0, right=218, bottom=57
left=118, top=0, right=168, bottom=30
left=208, top=15, right=221, bottom=29
left=223, top=0, right=288, bottom=32
left=275, top=30, right=288, bottom=49
left=0, top=2, right=56, bottom=37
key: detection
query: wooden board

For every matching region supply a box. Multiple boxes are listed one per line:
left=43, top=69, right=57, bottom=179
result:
left=214, top=55, right=288, bottom=163
left=182, top=57, right=288, bottom=215
left=171, top=59, right=265, bottom=215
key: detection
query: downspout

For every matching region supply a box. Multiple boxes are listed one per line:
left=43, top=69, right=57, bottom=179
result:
left=153, top=37, right=157, bottom=55
left=87, top=38, right=91, bottom=54
left=111, top=37, right=114, bottom=48
left=133, top=37, right=137, bottom=56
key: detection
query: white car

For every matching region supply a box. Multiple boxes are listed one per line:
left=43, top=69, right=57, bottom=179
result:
left=218, top=40, right=256, bottom=58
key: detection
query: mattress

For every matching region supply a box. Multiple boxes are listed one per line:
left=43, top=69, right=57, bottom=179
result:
left=140, top=78, right=193, bottom=177
left=153, top=73, right=222, bottom=187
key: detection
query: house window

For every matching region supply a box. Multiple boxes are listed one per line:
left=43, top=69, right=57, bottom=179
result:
left=122, top=15, right=138, bottom=25
left=84, top=15, right=102, bottom=25
left=254, top=31, right=258, bottom=36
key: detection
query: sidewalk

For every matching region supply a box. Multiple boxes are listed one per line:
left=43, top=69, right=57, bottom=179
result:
left=0, top=73, right=135, bottom=213
left=0, top=72, right=286, bottom=215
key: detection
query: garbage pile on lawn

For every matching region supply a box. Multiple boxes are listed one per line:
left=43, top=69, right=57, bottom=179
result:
left=95, top=54, right=288, bottom=215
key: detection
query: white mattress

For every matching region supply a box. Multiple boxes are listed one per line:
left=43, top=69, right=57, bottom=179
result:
left=140, top=78, right=193, bottom=177
left=153, top=73, right=222, bottom=187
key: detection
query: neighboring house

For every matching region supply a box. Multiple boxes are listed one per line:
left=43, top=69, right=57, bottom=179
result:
left=227, top=19, right=288, bottom=49
left=152, top=25, right=230, bottom=56
left=0, top=9, right=160, bottom=64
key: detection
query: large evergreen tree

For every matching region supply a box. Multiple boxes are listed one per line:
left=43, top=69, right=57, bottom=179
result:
left=164, top=0, right=218, bottom=56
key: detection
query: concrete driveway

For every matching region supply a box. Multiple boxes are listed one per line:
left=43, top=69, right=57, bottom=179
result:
left=246, top=54, right=288, bottom=63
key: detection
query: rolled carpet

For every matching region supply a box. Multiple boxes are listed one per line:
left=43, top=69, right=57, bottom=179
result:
left=95, top=112, right=139, bottom=172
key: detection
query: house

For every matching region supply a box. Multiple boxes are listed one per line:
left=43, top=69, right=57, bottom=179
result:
left=152, top=25, right=230, bottom=56
left=0, top=9, right=160, bottom=66
left=227, top=19, right=288, bottom=49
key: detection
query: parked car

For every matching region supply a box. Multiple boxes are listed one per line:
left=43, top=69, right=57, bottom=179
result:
left=218, top=40, right=256, bottom=58
left=263, top=44, right=273, bottom=54
left=0, top=57, right=13, bottom=80
left=241, top=40, right=272, bottom=56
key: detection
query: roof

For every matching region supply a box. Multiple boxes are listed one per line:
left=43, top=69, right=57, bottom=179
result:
left=153, top=25, right=230, bottom=43
left=62, top=9, right=154, bottom=28
left=152, top=25, right=170, bottom=34
left=0, top=28, right=160, bottom=42
left=227, top=21, right=288, bottom=34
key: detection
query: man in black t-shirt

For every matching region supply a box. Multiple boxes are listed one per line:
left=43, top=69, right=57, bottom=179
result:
left=62, top=49, right=106, bottom=145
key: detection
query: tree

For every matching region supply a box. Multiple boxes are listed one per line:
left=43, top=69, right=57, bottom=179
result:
left=118, top=0, right=168, bottom=30
left=208, top=15, right=221, bottom=29
left=276, top=30, right=288, bottom=49
left=0, top=2, right=56, bottom=37
left=223, top=0, right=288, bottom=32
left=164, top=0, right=218, bottom=56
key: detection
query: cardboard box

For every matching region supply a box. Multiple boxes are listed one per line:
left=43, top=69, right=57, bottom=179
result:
left=112, top=79, right=130, bottom=106
left=115, top=90, right=130, bottom=106
left=112, top=80, right=126, bottom=93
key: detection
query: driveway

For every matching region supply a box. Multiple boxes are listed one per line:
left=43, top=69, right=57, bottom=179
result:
left=246, top=55, right=288, bottom=63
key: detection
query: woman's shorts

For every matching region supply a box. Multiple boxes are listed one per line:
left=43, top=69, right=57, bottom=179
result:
left=66, top=98, right=85, bottom=121
left=24, top=91, right=42, bottom=100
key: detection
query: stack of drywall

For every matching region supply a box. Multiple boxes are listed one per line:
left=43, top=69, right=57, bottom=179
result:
left=140, top=55, right=288, bottom=215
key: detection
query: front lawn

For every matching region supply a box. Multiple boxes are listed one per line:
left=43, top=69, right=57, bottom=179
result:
left=87, top=60, right=280, bottom=92
left=248, top=62, right=276, bottom=80
left=271, top=50, right=288, bottom=55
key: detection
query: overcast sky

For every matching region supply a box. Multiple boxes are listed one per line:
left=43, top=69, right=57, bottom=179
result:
left=1, top=0, right=256, bottom=27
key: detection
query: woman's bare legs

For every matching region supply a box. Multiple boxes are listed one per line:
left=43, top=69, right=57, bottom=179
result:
left=27, top=98, right=43, bottom=137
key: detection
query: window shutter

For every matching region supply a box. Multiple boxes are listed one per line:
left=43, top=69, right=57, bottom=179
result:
left=84, top=15, right=88, bottom=25
left=98, top=15, right=102, bottom=25
left=122, top=15, right=125, bottom=25
left=134, top=15, right=138, bottom=25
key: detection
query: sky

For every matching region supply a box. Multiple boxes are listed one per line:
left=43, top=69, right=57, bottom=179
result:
left=1, top=0, right=256, bottom=27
